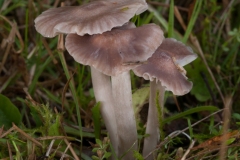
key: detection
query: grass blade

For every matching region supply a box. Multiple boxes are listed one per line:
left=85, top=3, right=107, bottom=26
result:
left=183, top=1, right=203, bottom=43
left=57, top=34, right=83, bottom=148
left=91, top=102, right=101, bottom=139
left=163, top=106, right=218, bottom=124
left=168, top=0, right=174, bottom=37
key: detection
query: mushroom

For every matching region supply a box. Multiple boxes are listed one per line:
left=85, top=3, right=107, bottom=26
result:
left=34, top=0, right=148, bottom=38
left=132, top=38, right=197, bottom=159
left=65, top=22, right=164, bottom=159
left=34, top=0, right=153, bottom=158
left=157, top=38, right=197, bottom=67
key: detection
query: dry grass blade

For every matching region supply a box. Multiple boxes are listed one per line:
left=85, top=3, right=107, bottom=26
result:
left=60, top=142, right=71, bottom=160
left=0, top=15, right=24, bottom=53
left=219, top=96, right=232, bottom=160
left=37, top=136, right=74, bottom=141
left=42, top=37, right=58, bottom=64
left=23, top=87, right=38, bottom=106
left=12, top=124, right=43, bottom=147
left=0, top=126, right=15, bottom=138
left=7, top=140, right=13, bottom=160
left=27, top=143, right=36, bottom=160
left=173, top=94, right=181, bottom=112
left=57, top=30, right=65, bottom=51
left=0, top=0, right=12, bottom=13
left=174, top=6, right=187, bottom=30
left=0, top=16, right=15, bottom=73
left=61, top=71, right=74, bottom=111
left=28, top=64, right=36, bottom=87
left=58, top=32, right=88, bottom=118
left=45, top=139, right=55, bottom=157
left=181, top=139, right=196, bottom=160
left=64, top=138, right=80, bottom=160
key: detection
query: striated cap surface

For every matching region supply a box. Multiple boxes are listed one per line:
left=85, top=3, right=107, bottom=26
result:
left=133, top=45, right=194, bottom=95
left=34, top=0, right=148, bottom=38
left=65, top=23, right=164, bottom=76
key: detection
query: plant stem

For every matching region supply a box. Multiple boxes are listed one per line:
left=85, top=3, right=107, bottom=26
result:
left=57, top=34, right=83, bottom=151
left=143, top=81, right=165, bottom=160
left=90, top=67, right=118, bottom=157
left=111, top=71, right=138, bottom=159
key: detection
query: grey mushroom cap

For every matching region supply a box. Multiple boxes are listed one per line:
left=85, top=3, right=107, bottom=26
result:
left=65, top=23, right=164, bottom=76
left=160, top=38, right=197, bottom=66
left=34, top=0, right=148, bottom=38
left=133, top=51, right=193, bottom=95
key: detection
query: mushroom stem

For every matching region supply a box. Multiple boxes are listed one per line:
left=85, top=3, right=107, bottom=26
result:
left=143, top=80, right=165, bottom=160
left=111, top=71, right=138, bottom=159
left=90, top=67, right=119, bottom=156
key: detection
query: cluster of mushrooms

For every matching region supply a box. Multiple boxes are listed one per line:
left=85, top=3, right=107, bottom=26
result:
left=34, top=0, right=197, bottom=159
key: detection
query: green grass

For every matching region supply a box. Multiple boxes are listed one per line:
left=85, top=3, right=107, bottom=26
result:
left=0, top=0, right=240, bottom=159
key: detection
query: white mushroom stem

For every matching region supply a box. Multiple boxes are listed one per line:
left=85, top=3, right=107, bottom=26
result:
left=143, top=80, right=165, bottom=160
left=90, top=67, right=119, bottom=156
left=111, top=71, right=138, bottom=159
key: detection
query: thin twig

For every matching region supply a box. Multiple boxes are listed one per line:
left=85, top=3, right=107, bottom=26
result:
left=12, top=124, right=43, bottom=147
left=37, top=136, right=75, bottom=141
left=64, top=138, right=80, bottom=160
left=174, top=6, right=187, bottom=29
left=60, top=142, right=71, bottom=160
left=0, top=126, right=15, bottom=138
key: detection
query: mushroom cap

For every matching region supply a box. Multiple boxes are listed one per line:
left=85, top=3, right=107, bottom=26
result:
left=159, top=38, right=197, bottom=66
left=133, top=50, right=193, bottom=95
left=65, top=23, right=164, bottom=76
left=34, top=0, right=148, bottom=38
